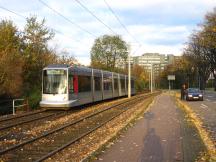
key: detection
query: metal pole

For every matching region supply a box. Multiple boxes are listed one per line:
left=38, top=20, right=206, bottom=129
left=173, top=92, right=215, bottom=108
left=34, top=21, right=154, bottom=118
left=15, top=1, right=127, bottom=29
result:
left=13, top=100, right=15, bottom=115
left=128, top=53, right=131, bottom=98
left=169, top=80, right=171, bottom=91
left=151, top=63, right=153, bottom=93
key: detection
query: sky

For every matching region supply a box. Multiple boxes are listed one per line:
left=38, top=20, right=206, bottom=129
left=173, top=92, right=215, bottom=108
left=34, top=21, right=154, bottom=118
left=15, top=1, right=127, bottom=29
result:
left=0, top=0, right=215, bottom=65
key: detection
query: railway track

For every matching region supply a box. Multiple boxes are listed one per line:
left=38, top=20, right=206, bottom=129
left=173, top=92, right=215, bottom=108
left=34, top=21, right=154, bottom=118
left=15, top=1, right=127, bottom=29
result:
left=0, top=110, right=46, bottom=122
left=0, top=92, right=160, bottom=162
left=0, top=110, right=69, bottom=150
left=0, top=111, right=65, bottom=131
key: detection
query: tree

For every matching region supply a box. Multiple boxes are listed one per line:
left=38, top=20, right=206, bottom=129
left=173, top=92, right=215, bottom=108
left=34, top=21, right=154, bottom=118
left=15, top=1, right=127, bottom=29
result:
left=183, top=33, right=211, bottom=90
left=22, top=16, right=54, bottom=92
left=200, top=8, right=216, bottom=90
left=182, top=8, right=216, bottom=90
left=91, top=35, right=129, bottom=71
left=132, top=65, right=148, bottom=92
left=0, top=20, right=23, bottom=97
left=56, top=50, right=78, bottom=66
left=159, top=57, right=194, bottom=89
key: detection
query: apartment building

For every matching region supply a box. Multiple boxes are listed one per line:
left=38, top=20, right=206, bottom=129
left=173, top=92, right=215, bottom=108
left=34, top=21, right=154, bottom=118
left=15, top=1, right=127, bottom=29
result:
left=130, top=53, right=178, bottom=76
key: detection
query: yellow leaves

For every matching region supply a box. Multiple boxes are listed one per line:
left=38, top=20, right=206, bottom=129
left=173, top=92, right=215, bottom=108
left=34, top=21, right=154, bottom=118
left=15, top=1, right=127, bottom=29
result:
left=176, top=95, right=216, bottom=160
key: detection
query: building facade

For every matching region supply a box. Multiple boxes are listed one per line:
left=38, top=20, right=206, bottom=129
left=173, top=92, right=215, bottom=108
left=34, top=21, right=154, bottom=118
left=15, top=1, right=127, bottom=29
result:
left=130, top=53, right=179, bottom=76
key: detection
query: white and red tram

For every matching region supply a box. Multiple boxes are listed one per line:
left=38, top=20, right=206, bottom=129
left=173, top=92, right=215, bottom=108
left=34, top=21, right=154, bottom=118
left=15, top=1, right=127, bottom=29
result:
left=40, top=64, right=135, bottom=109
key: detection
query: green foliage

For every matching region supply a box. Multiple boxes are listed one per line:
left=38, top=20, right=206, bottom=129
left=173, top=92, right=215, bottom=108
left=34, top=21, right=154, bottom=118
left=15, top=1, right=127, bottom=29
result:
left=91, top=35, right=129, bottom=71
left=22, top=16, right=55, bottom=92
left=27, top=87, right=41, bottom=109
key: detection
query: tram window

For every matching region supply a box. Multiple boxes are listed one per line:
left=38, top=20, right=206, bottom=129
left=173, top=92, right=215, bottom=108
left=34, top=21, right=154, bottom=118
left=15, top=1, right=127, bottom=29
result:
left=103, top=77, right=112, bottom=91
left=69, top=75, right=73, bottom=93
left=94, top=77, right=101, bottom=91
left=43, top=69, right=67, bottom=94
left=114, top=78, right=118, bottom=90
left=131, top=80, right=134, bottom=88
left=126, top=79, right=128, bottom=89
left=78, top=75, right=91, bottom=92
left=121, top=79, right=125, bottom=89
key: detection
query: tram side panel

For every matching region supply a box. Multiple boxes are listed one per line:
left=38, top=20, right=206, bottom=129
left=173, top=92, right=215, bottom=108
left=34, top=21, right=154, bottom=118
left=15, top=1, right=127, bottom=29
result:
left=76, top=72, right=93, bottom=106
left=92, top=69, right=103, bottom=102
left=120, top=75, right=126, bottom=96
left=102, top=71, right=113, bottom=100
left=118, top=74, right=121, bottom=97
left=113, top=73, right=119, bottom=98
left=68, top=70, right=79, bottom=107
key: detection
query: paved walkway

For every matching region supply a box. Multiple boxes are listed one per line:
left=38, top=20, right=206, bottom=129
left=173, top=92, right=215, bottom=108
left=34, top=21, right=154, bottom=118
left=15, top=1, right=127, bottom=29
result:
left=94, top=93, right=183, bottom=162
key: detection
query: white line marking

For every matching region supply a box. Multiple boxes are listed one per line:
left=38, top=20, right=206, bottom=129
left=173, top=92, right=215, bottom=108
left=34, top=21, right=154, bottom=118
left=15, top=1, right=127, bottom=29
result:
left=200, top=106, right=206, bottom=109
left=206, top=99, right=210, bottom=101
left=201, top=104, right=208, bottom=108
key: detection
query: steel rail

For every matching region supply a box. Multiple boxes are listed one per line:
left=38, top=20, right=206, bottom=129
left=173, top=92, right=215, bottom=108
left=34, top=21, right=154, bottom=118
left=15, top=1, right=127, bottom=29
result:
left=36, top=108, right=129, bottom=162
left=0, top=111, right=64, bottom=131
left=0, top=92, right=159, bottom=156
left=0, top=110, right=46, bottom=123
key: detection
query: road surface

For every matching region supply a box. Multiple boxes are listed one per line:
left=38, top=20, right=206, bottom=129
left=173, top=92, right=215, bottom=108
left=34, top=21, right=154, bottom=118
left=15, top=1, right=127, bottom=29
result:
left=184, top=90, right=216, bottom=143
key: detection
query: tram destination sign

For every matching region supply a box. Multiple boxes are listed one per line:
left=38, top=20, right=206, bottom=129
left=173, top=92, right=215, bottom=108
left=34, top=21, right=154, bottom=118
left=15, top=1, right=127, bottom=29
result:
left=167, top=75, right=175, bottom=80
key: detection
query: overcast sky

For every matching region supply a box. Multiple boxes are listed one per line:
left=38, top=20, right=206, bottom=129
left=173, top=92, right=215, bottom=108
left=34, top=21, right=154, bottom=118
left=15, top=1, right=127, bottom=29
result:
left=0, top=0, right=215, bottom=65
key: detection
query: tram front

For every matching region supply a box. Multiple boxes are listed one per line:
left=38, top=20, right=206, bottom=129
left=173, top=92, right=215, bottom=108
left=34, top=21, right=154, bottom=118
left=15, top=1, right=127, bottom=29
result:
left=40, top=66, right=70, bottom=108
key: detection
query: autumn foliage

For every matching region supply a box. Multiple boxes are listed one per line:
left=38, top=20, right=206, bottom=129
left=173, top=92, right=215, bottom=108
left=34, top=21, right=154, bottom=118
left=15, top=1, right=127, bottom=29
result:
left=0, top=17, right=76, bottom=107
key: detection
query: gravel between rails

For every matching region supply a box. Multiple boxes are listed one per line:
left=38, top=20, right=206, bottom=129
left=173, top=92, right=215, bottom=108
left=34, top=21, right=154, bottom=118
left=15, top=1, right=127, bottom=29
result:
left=0, top=92, right=155, bottom=151
left=0, top=111, right=64, bottom=131
left=0, top=110, right=45, bottom=122
left=0, top=111, right=68, bottom=150
left=0, top=97, right=131, bottom=150
left=0, top=92, right=159, bottom=162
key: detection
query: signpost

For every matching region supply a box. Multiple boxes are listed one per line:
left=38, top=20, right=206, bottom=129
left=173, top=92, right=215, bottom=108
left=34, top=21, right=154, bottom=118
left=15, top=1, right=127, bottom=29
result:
left=167, top=75, right=175, bottom=90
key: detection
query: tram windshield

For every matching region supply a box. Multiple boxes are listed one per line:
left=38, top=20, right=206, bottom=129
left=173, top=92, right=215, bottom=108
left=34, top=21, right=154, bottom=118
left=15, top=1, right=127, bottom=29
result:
left=43, top=69, right=67, bottom=94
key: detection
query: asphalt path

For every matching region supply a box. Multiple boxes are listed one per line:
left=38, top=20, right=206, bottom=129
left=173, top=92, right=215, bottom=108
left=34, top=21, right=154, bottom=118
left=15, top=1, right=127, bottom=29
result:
left=183, top=91, right=216, bottom=143
left=94, top=93, right=183, bottom=162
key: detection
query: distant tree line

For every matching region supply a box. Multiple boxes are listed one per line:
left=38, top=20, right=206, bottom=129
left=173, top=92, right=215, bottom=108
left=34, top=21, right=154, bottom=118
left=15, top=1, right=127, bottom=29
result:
left=0, top=16, right=76, bottom=108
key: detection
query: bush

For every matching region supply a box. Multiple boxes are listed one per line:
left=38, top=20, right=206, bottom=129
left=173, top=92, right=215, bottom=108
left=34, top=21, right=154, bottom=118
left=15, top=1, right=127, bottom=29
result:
left=27, top=87, right=41, bottom=109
